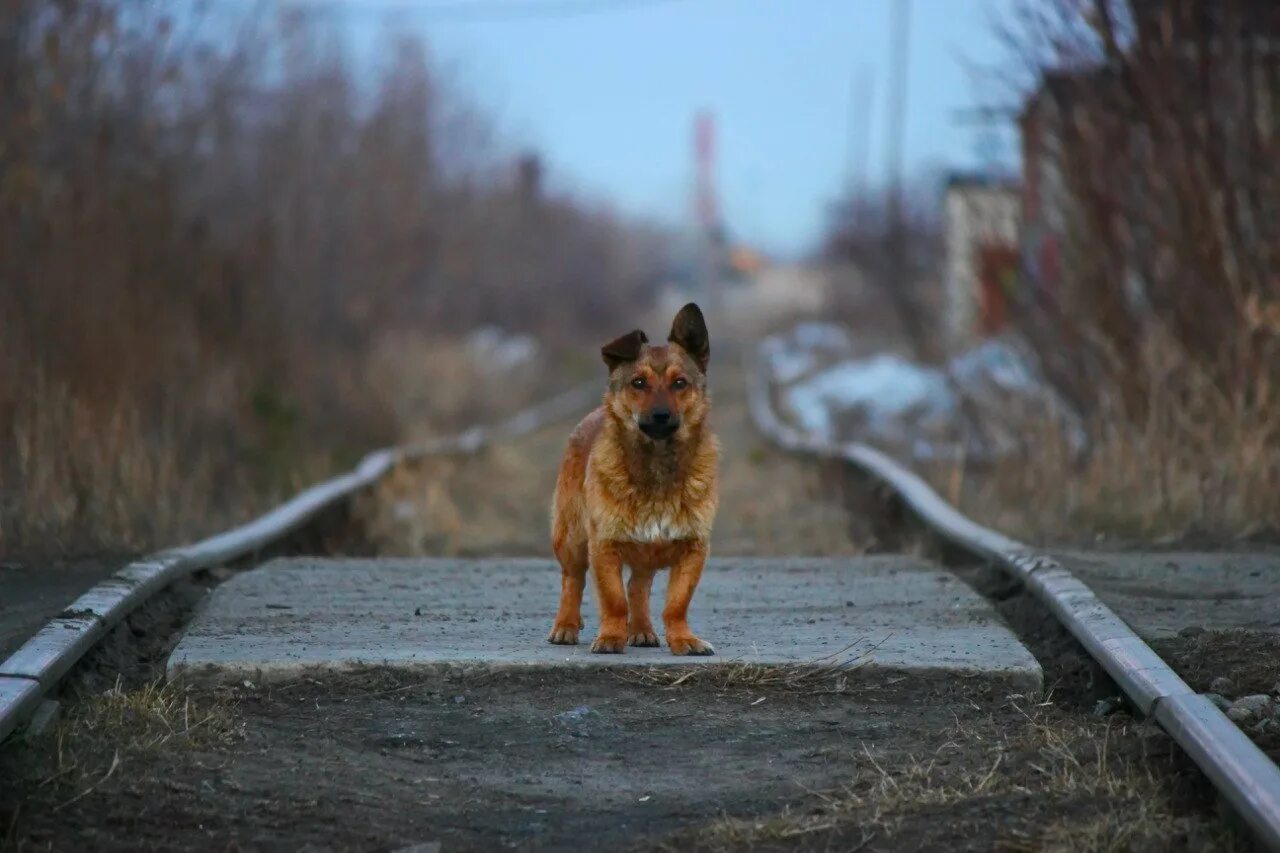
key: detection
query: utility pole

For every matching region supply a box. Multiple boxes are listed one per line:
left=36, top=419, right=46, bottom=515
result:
left=884, top=0, right=922, bottom=357
left=885, top=0, right=911, bottom=236
left=693, top=110, right=723, bottom=324
left=846, top=64, right=875, bottom=228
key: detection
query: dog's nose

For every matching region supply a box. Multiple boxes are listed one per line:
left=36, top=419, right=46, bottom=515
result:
left=650, top=409, right=671, bottom=424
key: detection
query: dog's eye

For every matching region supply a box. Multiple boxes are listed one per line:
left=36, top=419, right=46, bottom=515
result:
left=671, top=377, right=688, bottom=390
left=630, top=377, right=647, bottom=390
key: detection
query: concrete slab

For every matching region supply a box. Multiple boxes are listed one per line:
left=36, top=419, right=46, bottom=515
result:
left=1055, top=550, right=1280, bottom=640
left=168, top=556, right=1041, bottom=688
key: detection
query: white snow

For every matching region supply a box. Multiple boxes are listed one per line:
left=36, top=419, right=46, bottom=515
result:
left=467, top=326, right=540, bottom=372
left=764, top=322, right=854, bottom=384
left=764, top=325, right=1083, bottom=460
left=784, top=355, right=950, bottom=442
left=950, top=339, right=1039, bottom=393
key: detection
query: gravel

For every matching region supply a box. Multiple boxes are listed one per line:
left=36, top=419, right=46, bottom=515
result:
left=1225, top=694, right=1273, bottom=722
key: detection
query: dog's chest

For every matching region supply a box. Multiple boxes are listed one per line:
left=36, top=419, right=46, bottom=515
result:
left=590, top=482, right=701, bottom=543
left=585, top=448, right=716, bottom=544
left=623, top=509, right=693, bottom=544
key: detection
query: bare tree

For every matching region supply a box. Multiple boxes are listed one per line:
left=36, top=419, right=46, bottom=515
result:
left=1006, top=0, right=1280, bottom=417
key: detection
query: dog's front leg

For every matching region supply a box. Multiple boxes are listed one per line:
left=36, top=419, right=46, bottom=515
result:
left=588, top=539, right=628, bottom=654
left=626, top=568, right=660, bottom=646
left=664, top=542, right=714, bottom=656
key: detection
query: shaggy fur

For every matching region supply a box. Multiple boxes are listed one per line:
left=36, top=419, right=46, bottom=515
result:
left=549, top=304, right=720, bottom=655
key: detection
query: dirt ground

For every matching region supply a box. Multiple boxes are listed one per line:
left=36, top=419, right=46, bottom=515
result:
left=1151, top=630, right=1280, bottom=761
left=0, top=364, right=1259, bottom=851
left=0, top=668, right=1239, bottom=852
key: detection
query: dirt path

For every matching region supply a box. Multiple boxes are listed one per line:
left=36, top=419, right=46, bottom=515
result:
left=0, top=669, right=1231, bottom=852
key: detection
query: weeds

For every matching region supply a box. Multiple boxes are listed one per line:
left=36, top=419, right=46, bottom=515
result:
left=668, top=700, right=1239, bottom=852
left=0, top=1, right=665, bottom=557
left=931, top=340, right=1280, bottom=544
left=619, top=638, right=881, bottom=694
left=4, top=678, right=241, bottom=822
left=59, top=678, right=241, bottom=754
left=2, top=376, right=262, bottom=553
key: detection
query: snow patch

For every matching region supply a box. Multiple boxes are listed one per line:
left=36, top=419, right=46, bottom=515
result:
left=785, top=355, right=949, bottom=442
left=765, top=327, right=1084, bottom=460
left=764, top=322, right=855, bottom=384
left=467, top=326, right=539, bottom=372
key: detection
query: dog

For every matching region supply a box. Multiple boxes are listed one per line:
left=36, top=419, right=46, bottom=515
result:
left=548, top=303, right=719, bottom=655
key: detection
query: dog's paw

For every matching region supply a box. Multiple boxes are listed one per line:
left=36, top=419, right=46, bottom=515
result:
left=589, top=633, right=627, bottom=654
left=547, top=623, right=580, bottom=645
left=668, top=635, right=715, bottom=656
left=627, top=629, right=661, bottom=647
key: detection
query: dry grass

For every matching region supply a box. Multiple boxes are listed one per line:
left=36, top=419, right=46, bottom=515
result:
left=0, top=1, right=664, bottom=559
left=17, top=679, right=241, bottom=814
left=55, top=679, right=241, bottom=754
left=362, top=332, right=590, bottom=440
left=619, top=631, right=886, bottom=694
left=667, top=700, right=1242, bottom=852
left=0, top=372, right=342, bottom=556
left=934, top=352, right=1280, bottom=545
left=1, top=332, right=586, bottom=558
left=355, top=416, right=570, bottom=557
left=966, top=0, right=1280, bottom=546
left=3, top=379, right=242, bottom=554
left=618, top=641, right=878, bottom=694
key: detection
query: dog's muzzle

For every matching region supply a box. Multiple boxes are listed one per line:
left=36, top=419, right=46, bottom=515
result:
left=639, top=410, right=679, bottom=440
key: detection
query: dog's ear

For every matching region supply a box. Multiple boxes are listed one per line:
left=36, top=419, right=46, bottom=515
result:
left=668, top=303, right=709, bottom=373
left=601, top=329, right=648, bottom=372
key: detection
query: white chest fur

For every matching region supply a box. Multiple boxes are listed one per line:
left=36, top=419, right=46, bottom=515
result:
left=623, top=513, right=694, bottom=544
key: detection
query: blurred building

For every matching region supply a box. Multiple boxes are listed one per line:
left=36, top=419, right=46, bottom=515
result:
left=1017, top=73, right=1078, bottom=305
left=942, top=173, right=1020, bottom=347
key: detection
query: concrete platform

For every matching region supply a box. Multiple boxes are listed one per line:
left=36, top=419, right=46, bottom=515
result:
left=167, top=556, right=1041, bottom=688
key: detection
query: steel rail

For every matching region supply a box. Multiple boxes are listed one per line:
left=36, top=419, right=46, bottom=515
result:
left=748, top=342, right=1280, bottom=851
left=0, top=381, right=599, bottom=744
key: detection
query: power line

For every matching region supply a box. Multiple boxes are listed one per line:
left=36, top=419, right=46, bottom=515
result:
left=285, top=0, right=688, bottom=22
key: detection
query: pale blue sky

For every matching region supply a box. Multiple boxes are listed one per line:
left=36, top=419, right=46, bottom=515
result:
left=340, top=0, right=1018, bottom=257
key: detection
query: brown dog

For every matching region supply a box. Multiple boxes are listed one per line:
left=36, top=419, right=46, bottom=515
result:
left=548, top=303, right=719, bottom=655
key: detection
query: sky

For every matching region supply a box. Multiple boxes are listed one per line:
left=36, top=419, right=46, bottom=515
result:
left=337, top=0, right=1020, bottom=258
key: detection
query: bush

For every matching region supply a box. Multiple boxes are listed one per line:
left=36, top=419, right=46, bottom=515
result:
left=0, top=2, right=667, bottom=555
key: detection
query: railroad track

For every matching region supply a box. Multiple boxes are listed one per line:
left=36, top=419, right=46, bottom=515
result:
left=0, top=382, right=599, bottom=743
left=747, top=340, right=1280, bottom=851
left=2, top=340, right=1278, bottom=849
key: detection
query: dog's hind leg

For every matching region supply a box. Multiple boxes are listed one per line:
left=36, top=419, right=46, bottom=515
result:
left=548, top=535, right=588, bottom=645
left=626, top=568, right=660, bottom=646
